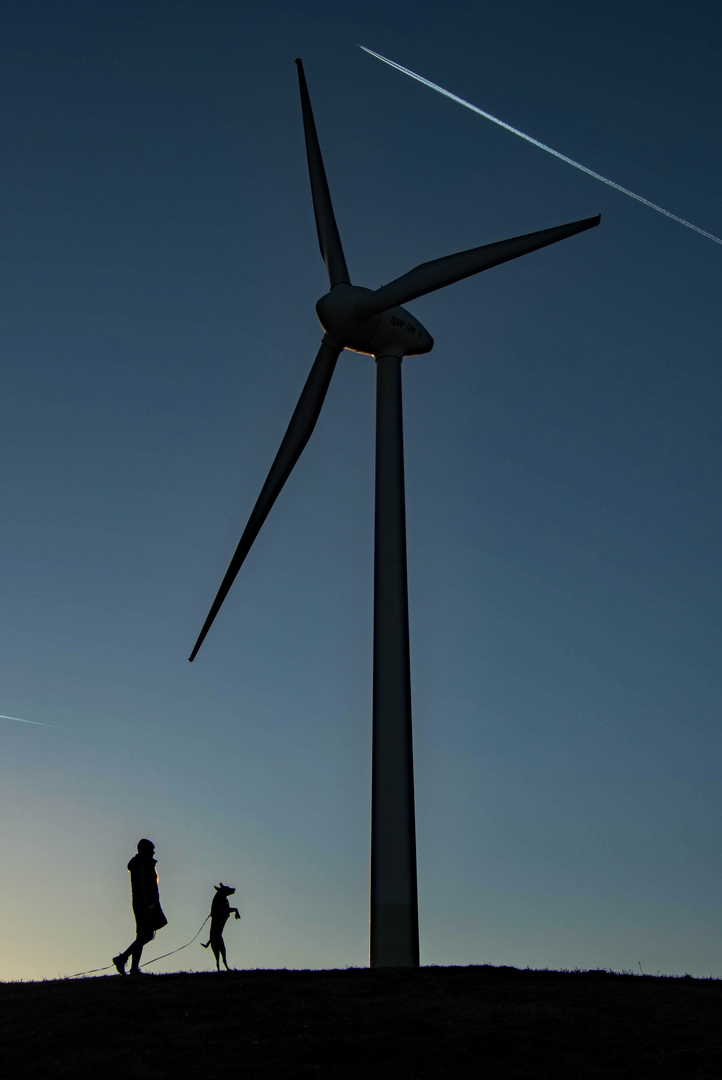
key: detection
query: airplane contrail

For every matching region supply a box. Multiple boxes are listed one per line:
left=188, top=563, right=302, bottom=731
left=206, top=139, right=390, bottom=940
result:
left=360, top=46, right=722, bottom=246
left=1, top=712, right=61, bottom=728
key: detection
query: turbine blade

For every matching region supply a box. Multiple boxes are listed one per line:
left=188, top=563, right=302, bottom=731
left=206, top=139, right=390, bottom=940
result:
left=296, top=59, right=350, bottom=286
left=354, top=215, right=600, bottom=319
left=189, top=337, right=343, bottom=661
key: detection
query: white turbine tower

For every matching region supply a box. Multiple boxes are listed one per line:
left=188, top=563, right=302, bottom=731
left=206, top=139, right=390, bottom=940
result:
left=189, top=59, right=600, bottom=968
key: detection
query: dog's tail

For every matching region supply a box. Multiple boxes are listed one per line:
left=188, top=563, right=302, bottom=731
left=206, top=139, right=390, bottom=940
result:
left=200, top=941, right=210, bottom=949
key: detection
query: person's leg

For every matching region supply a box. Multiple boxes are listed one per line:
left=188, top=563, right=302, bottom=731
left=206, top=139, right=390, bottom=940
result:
left=128, top=926, right=154, bottom=974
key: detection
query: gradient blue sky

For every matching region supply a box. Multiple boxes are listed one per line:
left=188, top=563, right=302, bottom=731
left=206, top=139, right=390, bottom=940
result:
left=1, top=0, right=720, bottom=981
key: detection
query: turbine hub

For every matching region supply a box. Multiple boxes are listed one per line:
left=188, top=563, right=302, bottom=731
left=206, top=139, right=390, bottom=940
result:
left=316, top=284, right=433, bottom=358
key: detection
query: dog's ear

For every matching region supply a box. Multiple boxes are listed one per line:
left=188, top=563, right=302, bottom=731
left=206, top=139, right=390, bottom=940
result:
left=214, top=884, right=222, bottom=891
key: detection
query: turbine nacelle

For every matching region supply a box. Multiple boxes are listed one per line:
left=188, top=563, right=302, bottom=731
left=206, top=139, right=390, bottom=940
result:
left=316, top=284, right=434, bottom=358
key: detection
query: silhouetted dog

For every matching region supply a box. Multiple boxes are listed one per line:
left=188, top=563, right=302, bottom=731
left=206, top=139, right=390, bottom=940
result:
left=201, top=883, right=240, bottom=971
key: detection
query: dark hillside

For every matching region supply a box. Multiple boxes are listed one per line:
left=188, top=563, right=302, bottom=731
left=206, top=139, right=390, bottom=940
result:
left=2, top=965, right=720, bottom=1078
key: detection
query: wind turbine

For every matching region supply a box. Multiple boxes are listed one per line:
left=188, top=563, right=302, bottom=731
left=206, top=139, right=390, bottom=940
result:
left=189, top=59, right=600, bottom=968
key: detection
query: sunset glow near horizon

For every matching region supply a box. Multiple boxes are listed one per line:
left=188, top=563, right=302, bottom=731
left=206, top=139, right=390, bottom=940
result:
left=1, top=0, right=720, bottom=983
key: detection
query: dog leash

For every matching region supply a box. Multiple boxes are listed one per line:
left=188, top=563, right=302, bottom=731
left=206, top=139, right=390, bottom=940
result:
left=65, top=916, right=211, bottom=979
left=139, top=915, right=210, bottom=968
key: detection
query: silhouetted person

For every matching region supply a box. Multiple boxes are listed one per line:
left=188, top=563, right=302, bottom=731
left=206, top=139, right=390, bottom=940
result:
left=201, top=883, right=240, bottom=971
left=113, top=838, right=167, bottom=975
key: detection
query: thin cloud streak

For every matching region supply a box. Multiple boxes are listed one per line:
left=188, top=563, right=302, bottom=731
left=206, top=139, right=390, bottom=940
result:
left=360, top=46, right=722, bottom=246
left=1, top=713, right=61, bottom=728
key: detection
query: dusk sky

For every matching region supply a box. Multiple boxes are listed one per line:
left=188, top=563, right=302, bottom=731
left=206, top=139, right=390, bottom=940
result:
left=2, top=0, right=720, bottom=982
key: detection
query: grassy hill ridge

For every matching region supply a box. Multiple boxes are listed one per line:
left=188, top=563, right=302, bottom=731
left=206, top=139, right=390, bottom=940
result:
left=2, top=964, right=721, bottom=1078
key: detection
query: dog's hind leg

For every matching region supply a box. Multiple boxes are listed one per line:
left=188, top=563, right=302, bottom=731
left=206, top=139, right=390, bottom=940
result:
left=219, top=939, right=230, bottom=971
